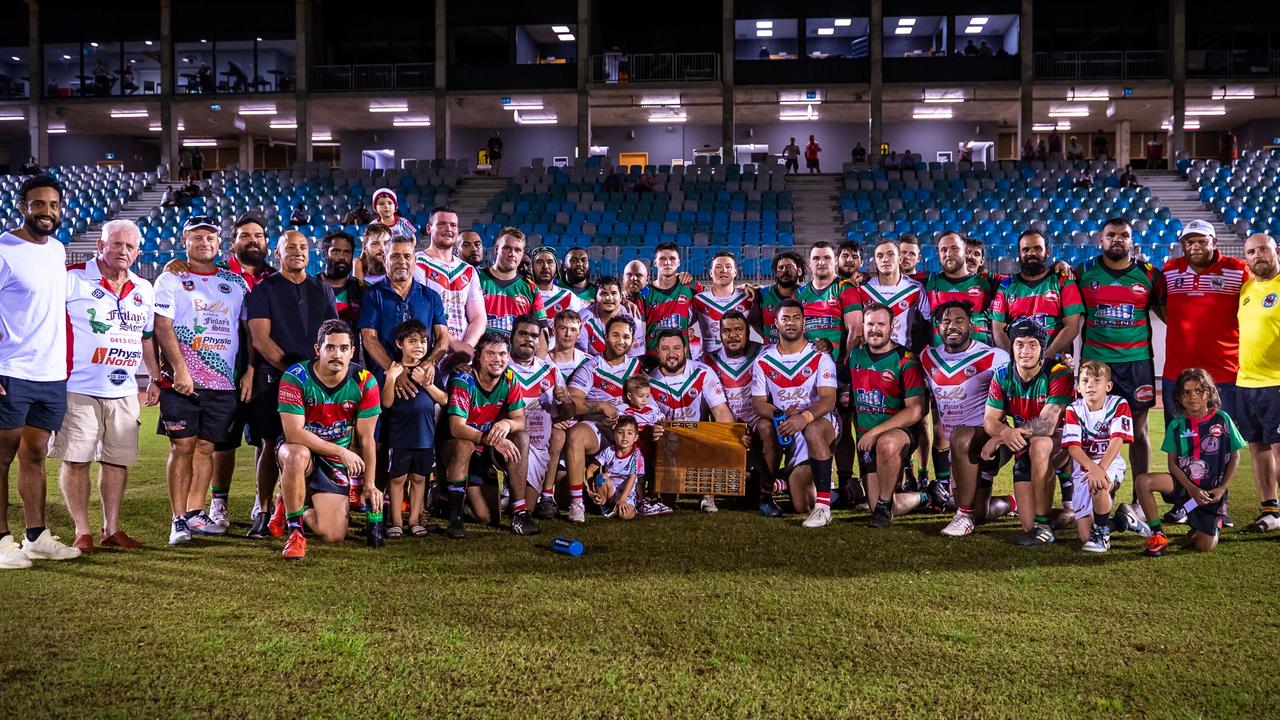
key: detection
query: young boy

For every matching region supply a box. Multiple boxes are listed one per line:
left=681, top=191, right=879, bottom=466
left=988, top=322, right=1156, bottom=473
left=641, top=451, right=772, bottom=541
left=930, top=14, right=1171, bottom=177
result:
left=1060, top=360, right=1134, bottom=553
left=380, top=320, right=448, bottom=538
left=1134, top=368, right=1245, bottom=556
left=584, top=415, right=643, bottom=520
left=619, top=376, right=671, bottom=516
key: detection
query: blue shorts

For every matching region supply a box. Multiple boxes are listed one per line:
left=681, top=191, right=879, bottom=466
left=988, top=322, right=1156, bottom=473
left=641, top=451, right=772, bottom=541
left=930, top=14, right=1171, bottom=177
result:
left=0, top=376, right=67, bottom=432
left=1162, top=380, right=1240, bottom=426
left=1234, top=385, right=1280, bottom=445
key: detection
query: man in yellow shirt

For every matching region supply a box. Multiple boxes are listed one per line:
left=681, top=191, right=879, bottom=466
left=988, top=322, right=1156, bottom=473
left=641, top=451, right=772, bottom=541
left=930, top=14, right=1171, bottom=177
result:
left=1238, top=234, right=1280, bottom=533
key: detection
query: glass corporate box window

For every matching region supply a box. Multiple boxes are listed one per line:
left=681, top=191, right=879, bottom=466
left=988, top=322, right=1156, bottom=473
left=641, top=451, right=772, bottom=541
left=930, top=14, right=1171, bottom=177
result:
left=40, top=0, right=161, bottom=98
left=173, top=0, right=295, bottom=95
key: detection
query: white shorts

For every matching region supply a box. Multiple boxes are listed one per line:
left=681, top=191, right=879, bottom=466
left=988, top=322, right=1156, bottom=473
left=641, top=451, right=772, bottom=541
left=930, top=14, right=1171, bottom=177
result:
left=785, top=412, right=840, bottom=469
left=527, top=443, right=549, bottom=490
left=605, top=477, right=638, bottom=506
left=49, top=392, right=141, bottom=466
left=1071, top=458, right=1125, bottom=519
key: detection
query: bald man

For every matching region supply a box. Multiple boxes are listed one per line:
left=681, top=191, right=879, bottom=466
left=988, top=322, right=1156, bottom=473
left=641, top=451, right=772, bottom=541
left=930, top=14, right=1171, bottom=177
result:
left=623, top=259, right=649, bottom=301
left=1238, top=234, right=1280, bottom=533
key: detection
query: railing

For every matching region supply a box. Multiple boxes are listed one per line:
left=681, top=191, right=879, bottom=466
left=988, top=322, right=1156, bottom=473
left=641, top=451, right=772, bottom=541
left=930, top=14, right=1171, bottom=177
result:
left=1187, top=48, right=1280, bottom=78
left=590, top=52, right=720, bottom=84
left=1034, top=50, right=1169, bottom=80
left=311, top=63, right=434, bottom=92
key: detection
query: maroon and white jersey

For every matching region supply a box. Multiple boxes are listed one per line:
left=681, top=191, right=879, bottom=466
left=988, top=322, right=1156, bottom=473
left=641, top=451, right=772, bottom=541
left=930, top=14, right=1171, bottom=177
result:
left=648, top=362, right=728, bottom=421
left=749, top=343, right=838, bottom=411
left=622, top=402, right=662, bottom=430
left=692, top=288, right=751, bottom=357
left=509, top=355, right=560, bottom=446
left=1062, top=395, right=1134, bottom=461
left=859, top=275, right=930, bottom=347
left=704, top=343, right=765, bottom=424
left=568, top=354, right=643, bottom=411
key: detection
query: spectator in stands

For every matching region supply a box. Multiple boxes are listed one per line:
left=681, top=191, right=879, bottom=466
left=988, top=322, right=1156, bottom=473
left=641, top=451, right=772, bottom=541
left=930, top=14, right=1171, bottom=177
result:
left=960, top=143, right=974, bottom=163
left=1020, top=139, right=1035, bottom=162
left=1119, top=164, right=1139, bottom=189
left=805, top=135, right=822, bottom=174
left=227, top=60, right=249, bottom=93
left=92, top=60, right=115, bottom=96
left=963, top=40, right=979, bottom=56
left=357, top=223, right=390, bottom=284
left=634, top=172, right=656, bottom=194
left=851, top=142, right=867, bottom=164
left=1035, top=139, right=1047, bottom=161
left=1092, top=132, right=1109, bottom=160
left=1074, top=170, right=1094, bottom=190
left=178, top=149, right=192, bottom=181
left=1145, top=139, right=1164, bottom=169
left=1048, top=131, right=1063, bottom=160
left=978, top=40, right=994, bottom=56
left=371, top=188, right=417, bottom=240
left=196, top=63, right=214, bottom=93
left=604, top=171, right=623, bottom=194
left=19, top=156, right=39, bottom=175
left=160, top=185, right=176, bottom=207
left=487, top=132, right=503, bottom=175
left=290, top=204, right=311, bottom=227
left=901, top=149, right=916, bottom=168
left=758, top=44, right=771, bottom=59
left=191, top=149, right=205, bottom=181
left=883, top=150, right=899, bottom=170
left=782, top=137, right=800, bottom=174
left=1066, top=136, right=1085, bottom=161
left=120, top=63, right=137, bottom=95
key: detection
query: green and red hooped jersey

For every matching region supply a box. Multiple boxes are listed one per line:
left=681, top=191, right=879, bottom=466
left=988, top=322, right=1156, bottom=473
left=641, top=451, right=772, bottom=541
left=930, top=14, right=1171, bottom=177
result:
left=1073, top=258, right=1166, bottom=363
left=990, top=273, right=1085, bottom=340
left=847, top=345, right=927, bottom=435
left=986, top=361, right=1074, bottom=427
left=637, top=280, right=703, bottom=355
left=446, top=367, right=525, bottom=435
left=757, top=284, right=794, bottom=343
left=795, top=279, right=862, bottom=352
left=479, top=269, right=546, bottom=337
left=277, top=361, right=381, bottom=476
left=924, top=272, right=995, bottom=346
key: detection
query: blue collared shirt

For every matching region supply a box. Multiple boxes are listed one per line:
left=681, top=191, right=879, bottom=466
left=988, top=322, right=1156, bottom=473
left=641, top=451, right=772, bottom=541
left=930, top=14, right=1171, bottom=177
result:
left=357, top=278, right=446, bottom=366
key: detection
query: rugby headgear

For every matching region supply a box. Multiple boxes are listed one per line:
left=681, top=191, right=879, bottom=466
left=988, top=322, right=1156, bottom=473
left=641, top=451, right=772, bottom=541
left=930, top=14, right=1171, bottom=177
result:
left=1007, top=317, right=1048, bottom=356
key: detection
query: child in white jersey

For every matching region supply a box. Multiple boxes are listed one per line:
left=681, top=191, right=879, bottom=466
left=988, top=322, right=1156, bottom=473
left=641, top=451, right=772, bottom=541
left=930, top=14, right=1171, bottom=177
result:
left=585, top=415, right=643, bottom=520
left=1061, top=360, right=1134, bottom=553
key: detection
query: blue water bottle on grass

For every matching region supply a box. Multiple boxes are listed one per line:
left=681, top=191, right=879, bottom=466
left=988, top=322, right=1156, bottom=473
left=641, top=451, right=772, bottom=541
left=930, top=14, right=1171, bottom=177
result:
left=551, top=537, right=584, bottom=557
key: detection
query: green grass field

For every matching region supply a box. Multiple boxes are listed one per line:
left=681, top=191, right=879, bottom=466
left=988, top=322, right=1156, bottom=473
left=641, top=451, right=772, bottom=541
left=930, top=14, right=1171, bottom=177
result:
left=2, top=406, right=1278, bottom=719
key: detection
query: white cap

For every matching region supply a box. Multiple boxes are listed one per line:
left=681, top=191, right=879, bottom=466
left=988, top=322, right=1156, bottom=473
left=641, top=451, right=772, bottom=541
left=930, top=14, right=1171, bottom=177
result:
left=1178, top=219, right=1216, bottom=240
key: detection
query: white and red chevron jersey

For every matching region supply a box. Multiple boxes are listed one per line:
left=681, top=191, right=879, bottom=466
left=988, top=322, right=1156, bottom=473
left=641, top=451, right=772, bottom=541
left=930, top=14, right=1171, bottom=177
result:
left=920, top=341, right=1010, bottom=435
left=648, top=362, right=728, bottom=421
left=577, top=305, right=646, bottom=359
left=509, top=355, right=561, bottom=445
left=692, top=288, right=751, bottom=357
left=550, top=348, right=591, bottom=389
left=1062, top=395, right=1134, bottom=460
left=749, top=343, right=838, bottom=412
left=413, top=252, right=483, bottom=341
left=704, top=343, right=764, bottom=424
left=539, top=284, right=588, bottom=324
left=859, top=275, right=930, bottom=347
left=568, top=354, right=643, bottom=411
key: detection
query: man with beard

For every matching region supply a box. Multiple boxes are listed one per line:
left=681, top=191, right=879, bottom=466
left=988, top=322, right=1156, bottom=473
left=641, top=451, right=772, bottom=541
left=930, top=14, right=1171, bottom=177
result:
left=648, top=329, right=735, bottom=513
left=622, top=259, right=649, bottom=302
left=478, top=228, right=545, bottom=338
left=532, top=246, right=587, bottom=323
left=563, top=247, right=595, bottom=302
left=1236, top=233, right=1280, bottom=533
left=320, top=231, right=363, bottom=363
left=0, top=175, right=83, bottom=567
left=414, top=207, right=486, bottom=363
left=751, top=300, right=840, bottom=528
left=508, top=314, right=571, bottom=527
left=356, top=223, right=391, bottom=285
left=859, top=240, right=930, bottom=351
left=244, top=231, right=338, bottom=539
left=565, top=315, right=646, bottom=523
left=795, top=242, right=862, bottom=358
left=1074, top=218, right=1166, bottom=486
left=693, top=252, right=752, bottom=358
left=752, top=251, right=805, bottom=344
left=458, top=230, right=485, bottom=269
left=638, top=243, right=703, bottom=361
left=578, top=277, right=646, bottom=358
left=921, top=302, right=1014, bottom=537
left=897, top=235, right=924, bottom=280
left=226, top=212, right=275, bottom=289
left=847, top=304, right=934, bottom=529
left=990, top=230, right=1084, bottom=360
left=837, top=240, right=863, bottom=283
left=705, top=310, right=778, bottom=515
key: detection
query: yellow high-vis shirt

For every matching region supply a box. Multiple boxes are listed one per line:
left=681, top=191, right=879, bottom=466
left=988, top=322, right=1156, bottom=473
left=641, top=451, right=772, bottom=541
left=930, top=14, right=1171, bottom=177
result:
left=1237, top=273, right=1280, bottom=388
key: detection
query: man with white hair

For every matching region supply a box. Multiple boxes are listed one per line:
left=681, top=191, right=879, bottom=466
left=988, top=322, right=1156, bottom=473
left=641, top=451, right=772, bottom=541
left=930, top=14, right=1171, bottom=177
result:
left=53, top=220, right=161, bottom=553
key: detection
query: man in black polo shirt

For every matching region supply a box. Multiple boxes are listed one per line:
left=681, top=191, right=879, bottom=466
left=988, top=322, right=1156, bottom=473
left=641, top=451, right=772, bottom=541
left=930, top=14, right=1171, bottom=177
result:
left=245, top=230, right=338, bottom=538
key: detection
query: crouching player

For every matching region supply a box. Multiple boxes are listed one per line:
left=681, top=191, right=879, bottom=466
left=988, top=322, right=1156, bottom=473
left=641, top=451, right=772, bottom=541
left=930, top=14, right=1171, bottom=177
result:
left=275, top=320, right=383, bottom=559
left=1060, top=360, right=1134, bottom=553
left=584, top=415, right=643, bottom=520
left=1134, top=368, right=1245, bottom=556
left=508, top=314, right=573, bottom=525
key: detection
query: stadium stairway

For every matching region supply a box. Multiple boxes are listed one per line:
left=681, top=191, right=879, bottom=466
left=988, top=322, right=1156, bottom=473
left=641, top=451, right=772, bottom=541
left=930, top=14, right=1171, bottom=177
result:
left=785, top=174, right=844, bottom=244
left=1137, top=169, right=1242, bottom=253
left=67, top=184, right=167, bottom=259
left=450, top=175, right=510, bottom=235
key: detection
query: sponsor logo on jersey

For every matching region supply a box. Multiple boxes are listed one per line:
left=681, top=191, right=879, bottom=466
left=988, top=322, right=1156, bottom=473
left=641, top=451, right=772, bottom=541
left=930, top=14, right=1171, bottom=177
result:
left=340, top=400, right=356, bottom=413
left=1036, top=394, right=1047, bottom=405
left=191, top=336, right=232, bottom=352
left=108, top=368, right=130, bottom=386
left=1135, top=384, right=1155, bottom=402
left=1132, top=284, right=1148, bottom=295
left=217, top=283, right=233, bottom=294
left=182, top=280, right=196, bottom=292
left=91, top=347, right=142, bottom=366
left=91, top=288, right=106, bottom=299
left=1201, top=435, right=1220, bottom=454
left=880, top=369, right=895, bottom=383
left=963, top=365, right=977, bottom=376
left=1043, top=291, right=1059, bottom=303
left=967, top=287, right=982, bottom=296
left=801, top=366, right=814, bottom=377
left=1209, top=425, right=1223, bottom=437
left=1264, top=293, right=1278, bottom=308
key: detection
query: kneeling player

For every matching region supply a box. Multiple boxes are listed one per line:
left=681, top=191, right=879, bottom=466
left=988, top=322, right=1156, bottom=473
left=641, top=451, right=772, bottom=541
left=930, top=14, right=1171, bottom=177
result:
left=443, top=332, right=534, bottom=539
left=509, top=314, right=572, bottom=524
left=1060, top=361, right=1134, bottom=553
left=1133, top=368, right=1245, bottom=556
left=275, top=320, right=384, bottom=559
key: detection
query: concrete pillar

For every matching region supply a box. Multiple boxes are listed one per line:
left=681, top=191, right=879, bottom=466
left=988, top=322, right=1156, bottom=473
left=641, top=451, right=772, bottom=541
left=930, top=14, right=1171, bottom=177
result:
left=239, top=133, right=254, bottom=171
left=1116, top=119, right=1132, bottom=167
left=869, top=0, right=882, bottom=161
left=575, top=0, right=590, bottom=162
left=1019, top=0, right=1034, bottom=152
left=434, top=0, right=449, bottom=160
left=295, top=0, right=312, bottom=162
left=26, top=0, right=46, bottom=166
left=159, top=0, right=178, bottom=178
left=721, top=0, right=734, bottom=162
left=1170, top=0, right=1186, bottom=167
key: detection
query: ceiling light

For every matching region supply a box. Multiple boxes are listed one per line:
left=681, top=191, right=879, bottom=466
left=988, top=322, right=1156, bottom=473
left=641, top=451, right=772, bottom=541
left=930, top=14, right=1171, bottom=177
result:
left=756, top=20, right=773, bottom=29
left=311, top=132, right=332, bottom=141
left=970, top=17, right=989, bottom=25
left=514, top=110, right=557, bottom=125
left=552, top=25, right=571, bottom=34
left=392, top=117, right=432, bottom=127
left=817, top=28, right=835, bottom=36
left=923, top=90, right=965, bottom=103
left=501, top=101, right=543, bottom=111
left=898, top=18, right=916, bottom=26
left=648, top=111, right=687, bottom=123
left=557, top=34, right=575, bottom=42
left=61, top=54, right=71, bottom=60
left=256, top=37, right=264, bottom=42
left=779, top=104, right=819, bottom=121
left=835, top=18, right=852, bottom=27
left=1067, top=89, right=1110, bottom=102
left=269, top=120, right=297, bottom=129
left=129, top=59, right=137, bottom=64
left=90, top=42, right=99, bottom=48
left=1032, top=123, right=1055, bottom=132
left=110, top=109, right=149, bottom=118
left=913, top=108, right=954, bottom=119
left=894, top=27, right=912, bottom=35
left=640, top=96, right=681, bottom=107
left=144, top=40, right=153, bottom=46
left=48, top=125, right=67, bottom=134
left=149, top=121, right=185, bottom=132
left=964, top=26, right=982, bottom=34
left=9, top=56, right=19, bottom=62
left=1186, top=106, right=1226, bottom=116
left=1162, top=118, right=1200, bottom=130
left=314, top=142, right=340, bottom=147
left=0, top=113, right=24, bottom=121
left=1048, top=107, right=1090, bottom=117
left=237, top=106, right=277, bottom=116
left=756, top=29, right=773, bottom=37
left=1212, top=87, right=1254, bottom=100
left=200, top=39, right=208, bottom=43
left=182, top=139, right=218, bottom=147
left=369, top=103, right=409, bottom=113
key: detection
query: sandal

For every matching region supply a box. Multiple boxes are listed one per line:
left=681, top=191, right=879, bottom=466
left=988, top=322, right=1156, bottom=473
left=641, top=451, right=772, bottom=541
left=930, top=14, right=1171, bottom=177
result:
left=410, top=524, right=430, bottom=537
left=387, top=525, right=404, bottom=539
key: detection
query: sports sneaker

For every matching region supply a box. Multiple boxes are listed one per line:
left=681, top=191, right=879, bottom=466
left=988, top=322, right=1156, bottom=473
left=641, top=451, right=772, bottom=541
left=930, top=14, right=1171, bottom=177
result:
left=1014, top=523, right=1055, bottom=547
left=926, top=480, right=953, bottom=512
left=208, top=499, right=230, bottom=530
left=187, top=512, right=226, bottom=536
left=802, top=505, right=832, bottom=528
left=534, top=496, right=558, bottom=520
left=1144, top=531, right=1169, bottom=557
left=246, top=513, right=271, bottom=540
left=867, top=504, right=892, bottom=529
left=1222, top=513, right=1235, bottom=528
left=568, top=501, right=586, bottom=523
left=940, top=511, right=975, bottom=537
left=445, top=520, right=467, bottom=540
left=0, top=534, right=32, bottom=569
left=267, top=495, right=287, bottom=538
left=168, top=517, right=192, bottom=546
left=1082, top=525, right=1111, bottom=553
left=700, top=495, right=719, bottom=513
left=1163, top=506, right=1189, bottom=525
left=1112, top=503, right=1140, bottom=534
left=1243, top=513, right=1280, bottom=533
left=511, top=510, right=540, bottom=536
left=281, top=528, right=307, bottom=559
left=758, top=500, right=783, bottom=518
left=639, top=499, right=674, bottom=517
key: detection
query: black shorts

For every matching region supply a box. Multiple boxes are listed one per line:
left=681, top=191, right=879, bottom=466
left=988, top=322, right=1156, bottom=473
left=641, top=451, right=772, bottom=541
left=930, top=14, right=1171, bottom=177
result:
left=1187, top=492, right=1228, bottom=537
left=213, top=402, right=248, bottom=452
left=785, top=158, right=798, bottom=172
left=984, top=446, right=1035, bottom=483
left=1234, top=385, right=1280, bottom=445
left=388, top=447, right=436, bottom=478
left=246, top=377, right=284, bottom=446
left=857, top=426, right=918, bottom=475
left=805, top=157, right=819, bottom=169
left=157, top=388, right=237, bottom=444
left=1108, top=359, right=1157, bottom=411
left=0, top=376, right=67, bottom=432
left=466, top=446, right=504, bottom=487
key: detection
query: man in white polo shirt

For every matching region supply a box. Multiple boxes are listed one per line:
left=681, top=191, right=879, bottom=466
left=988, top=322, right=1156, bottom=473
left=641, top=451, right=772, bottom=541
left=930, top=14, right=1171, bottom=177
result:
left=0, top=175, right=82, bottom=569
left=53, top=219, right=160, bottom=554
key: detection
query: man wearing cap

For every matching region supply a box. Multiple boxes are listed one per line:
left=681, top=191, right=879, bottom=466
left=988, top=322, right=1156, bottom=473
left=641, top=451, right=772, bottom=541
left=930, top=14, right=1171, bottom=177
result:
left=153, top=216, right=249, bottom=545
left=371, top=187, right=417, bottom=241
left=1237, top=234, right=1280, bottom=533
left=532, top=245, right=588, bottom=324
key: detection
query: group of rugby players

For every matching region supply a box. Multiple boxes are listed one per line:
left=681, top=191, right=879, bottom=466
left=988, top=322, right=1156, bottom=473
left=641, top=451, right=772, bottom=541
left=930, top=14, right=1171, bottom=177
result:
left=3, top=174, right=1279, bottom=565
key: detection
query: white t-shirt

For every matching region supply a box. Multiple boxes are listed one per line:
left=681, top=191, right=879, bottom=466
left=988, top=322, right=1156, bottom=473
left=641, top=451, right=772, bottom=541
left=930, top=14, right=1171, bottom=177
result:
left=920, top=341, right=1009, bottom=435
left=153, top=267, right=249, bottom=392
left=0, top=231, right=67, bottom=382
left=65, top=260, right=156, bottom=398
left=569, top=354, right=642, bottom=411
left=414, top=252, right=483, bottom=341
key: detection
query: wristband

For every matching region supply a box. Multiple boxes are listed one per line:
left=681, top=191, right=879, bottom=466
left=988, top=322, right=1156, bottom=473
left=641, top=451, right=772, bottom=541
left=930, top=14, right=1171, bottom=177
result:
left=801, top=411, right=815, bottom=424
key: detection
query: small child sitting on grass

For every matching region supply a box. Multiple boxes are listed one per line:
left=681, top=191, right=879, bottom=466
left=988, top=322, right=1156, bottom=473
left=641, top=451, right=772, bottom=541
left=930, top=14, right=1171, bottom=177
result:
left=584, top=415, right=643, bottom=520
